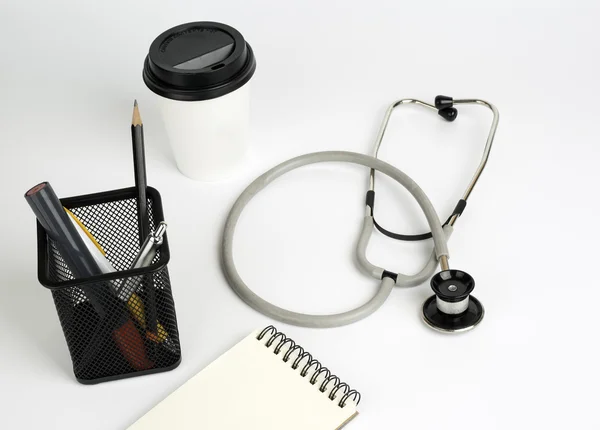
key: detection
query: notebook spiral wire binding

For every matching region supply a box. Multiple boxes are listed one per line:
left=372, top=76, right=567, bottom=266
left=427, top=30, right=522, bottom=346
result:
left=257, top=326, right=361, bottom=408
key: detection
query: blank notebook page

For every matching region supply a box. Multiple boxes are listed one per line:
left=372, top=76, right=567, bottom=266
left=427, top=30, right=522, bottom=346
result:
left=129, top=329, right=359, bottom=430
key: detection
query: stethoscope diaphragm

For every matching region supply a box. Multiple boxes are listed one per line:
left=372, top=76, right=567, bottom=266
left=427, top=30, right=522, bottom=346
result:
left=422, top=270, right=485, bottom=333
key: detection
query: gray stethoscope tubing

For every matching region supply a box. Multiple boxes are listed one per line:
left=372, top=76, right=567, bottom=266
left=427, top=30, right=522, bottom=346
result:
left=362, top=98, right=499, bottom=281
left=222, top=151, right=449, bottom=328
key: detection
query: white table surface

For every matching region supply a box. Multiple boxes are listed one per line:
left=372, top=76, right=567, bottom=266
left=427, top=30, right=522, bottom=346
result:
left=1, top=1, right=599, bottom=429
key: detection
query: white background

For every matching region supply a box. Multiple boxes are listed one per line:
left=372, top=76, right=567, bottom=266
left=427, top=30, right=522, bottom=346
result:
left=1, top=1, right=599, bottom=429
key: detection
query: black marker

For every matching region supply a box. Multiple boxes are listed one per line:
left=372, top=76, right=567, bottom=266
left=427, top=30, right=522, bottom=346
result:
left=25, top=182, right=107, bottom=316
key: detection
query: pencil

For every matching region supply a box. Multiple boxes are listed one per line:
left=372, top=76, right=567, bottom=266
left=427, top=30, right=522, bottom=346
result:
left=131, top=100, right=157, bottom=337
left=132, top=100, right=149, bottom=245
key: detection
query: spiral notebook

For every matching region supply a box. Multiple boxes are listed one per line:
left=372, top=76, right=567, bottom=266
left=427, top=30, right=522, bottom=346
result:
left=129, top=326, right=360, bottom=430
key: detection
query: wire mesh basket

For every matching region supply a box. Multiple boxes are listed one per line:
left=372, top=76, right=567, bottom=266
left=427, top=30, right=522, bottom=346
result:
left=36, top=187, right=181, bottom=384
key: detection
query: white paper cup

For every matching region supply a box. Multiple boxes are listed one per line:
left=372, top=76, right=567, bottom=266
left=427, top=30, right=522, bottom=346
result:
left=158, top=83, right=250, bottom=181
left=143, top=22, right=256, bottom=181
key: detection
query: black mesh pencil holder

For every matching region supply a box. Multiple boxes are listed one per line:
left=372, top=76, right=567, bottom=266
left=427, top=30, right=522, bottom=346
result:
left=36, top=187, right=181, bottom=384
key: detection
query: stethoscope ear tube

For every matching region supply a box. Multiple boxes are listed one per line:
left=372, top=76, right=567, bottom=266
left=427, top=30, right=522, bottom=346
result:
left=369, top=97, right=499, bottom=233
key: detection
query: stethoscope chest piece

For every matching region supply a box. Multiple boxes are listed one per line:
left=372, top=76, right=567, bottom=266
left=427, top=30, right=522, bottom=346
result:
left=422, top=270, right=484, bottom=333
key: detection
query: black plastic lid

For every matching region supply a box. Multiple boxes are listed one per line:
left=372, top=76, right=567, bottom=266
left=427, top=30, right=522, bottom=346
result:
left=143, top=22, right=256, bottom=101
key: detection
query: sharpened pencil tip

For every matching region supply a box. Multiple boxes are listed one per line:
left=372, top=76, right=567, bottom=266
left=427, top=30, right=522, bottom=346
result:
left=132, top=101, right=142, bottom=126
left=134, top=99, right=138, bottom=107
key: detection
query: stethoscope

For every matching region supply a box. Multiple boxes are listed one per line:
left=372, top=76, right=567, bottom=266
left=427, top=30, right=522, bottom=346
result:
left=222, top=95, right=499, bottom=332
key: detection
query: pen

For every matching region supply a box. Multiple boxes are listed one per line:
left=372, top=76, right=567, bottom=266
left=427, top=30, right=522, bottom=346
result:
left=126, top=222, right=167, bottom=275
left=120, top=222, right=175, bottom=349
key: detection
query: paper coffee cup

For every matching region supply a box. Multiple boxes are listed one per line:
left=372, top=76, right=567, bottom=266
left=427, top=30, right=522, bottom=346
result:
left=143, top=22, right=257, bottom=181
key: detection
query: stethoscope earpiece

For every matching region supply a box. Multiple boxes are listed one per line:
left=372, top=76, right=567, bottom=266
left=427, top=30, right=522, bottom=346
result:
left=422, top=270, right=484, bottom=333
left=438, top=107, right=458, bottom=122
left=435, top=95, right=458, bottom=122
left=434, top=95, right=454, bottom=109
